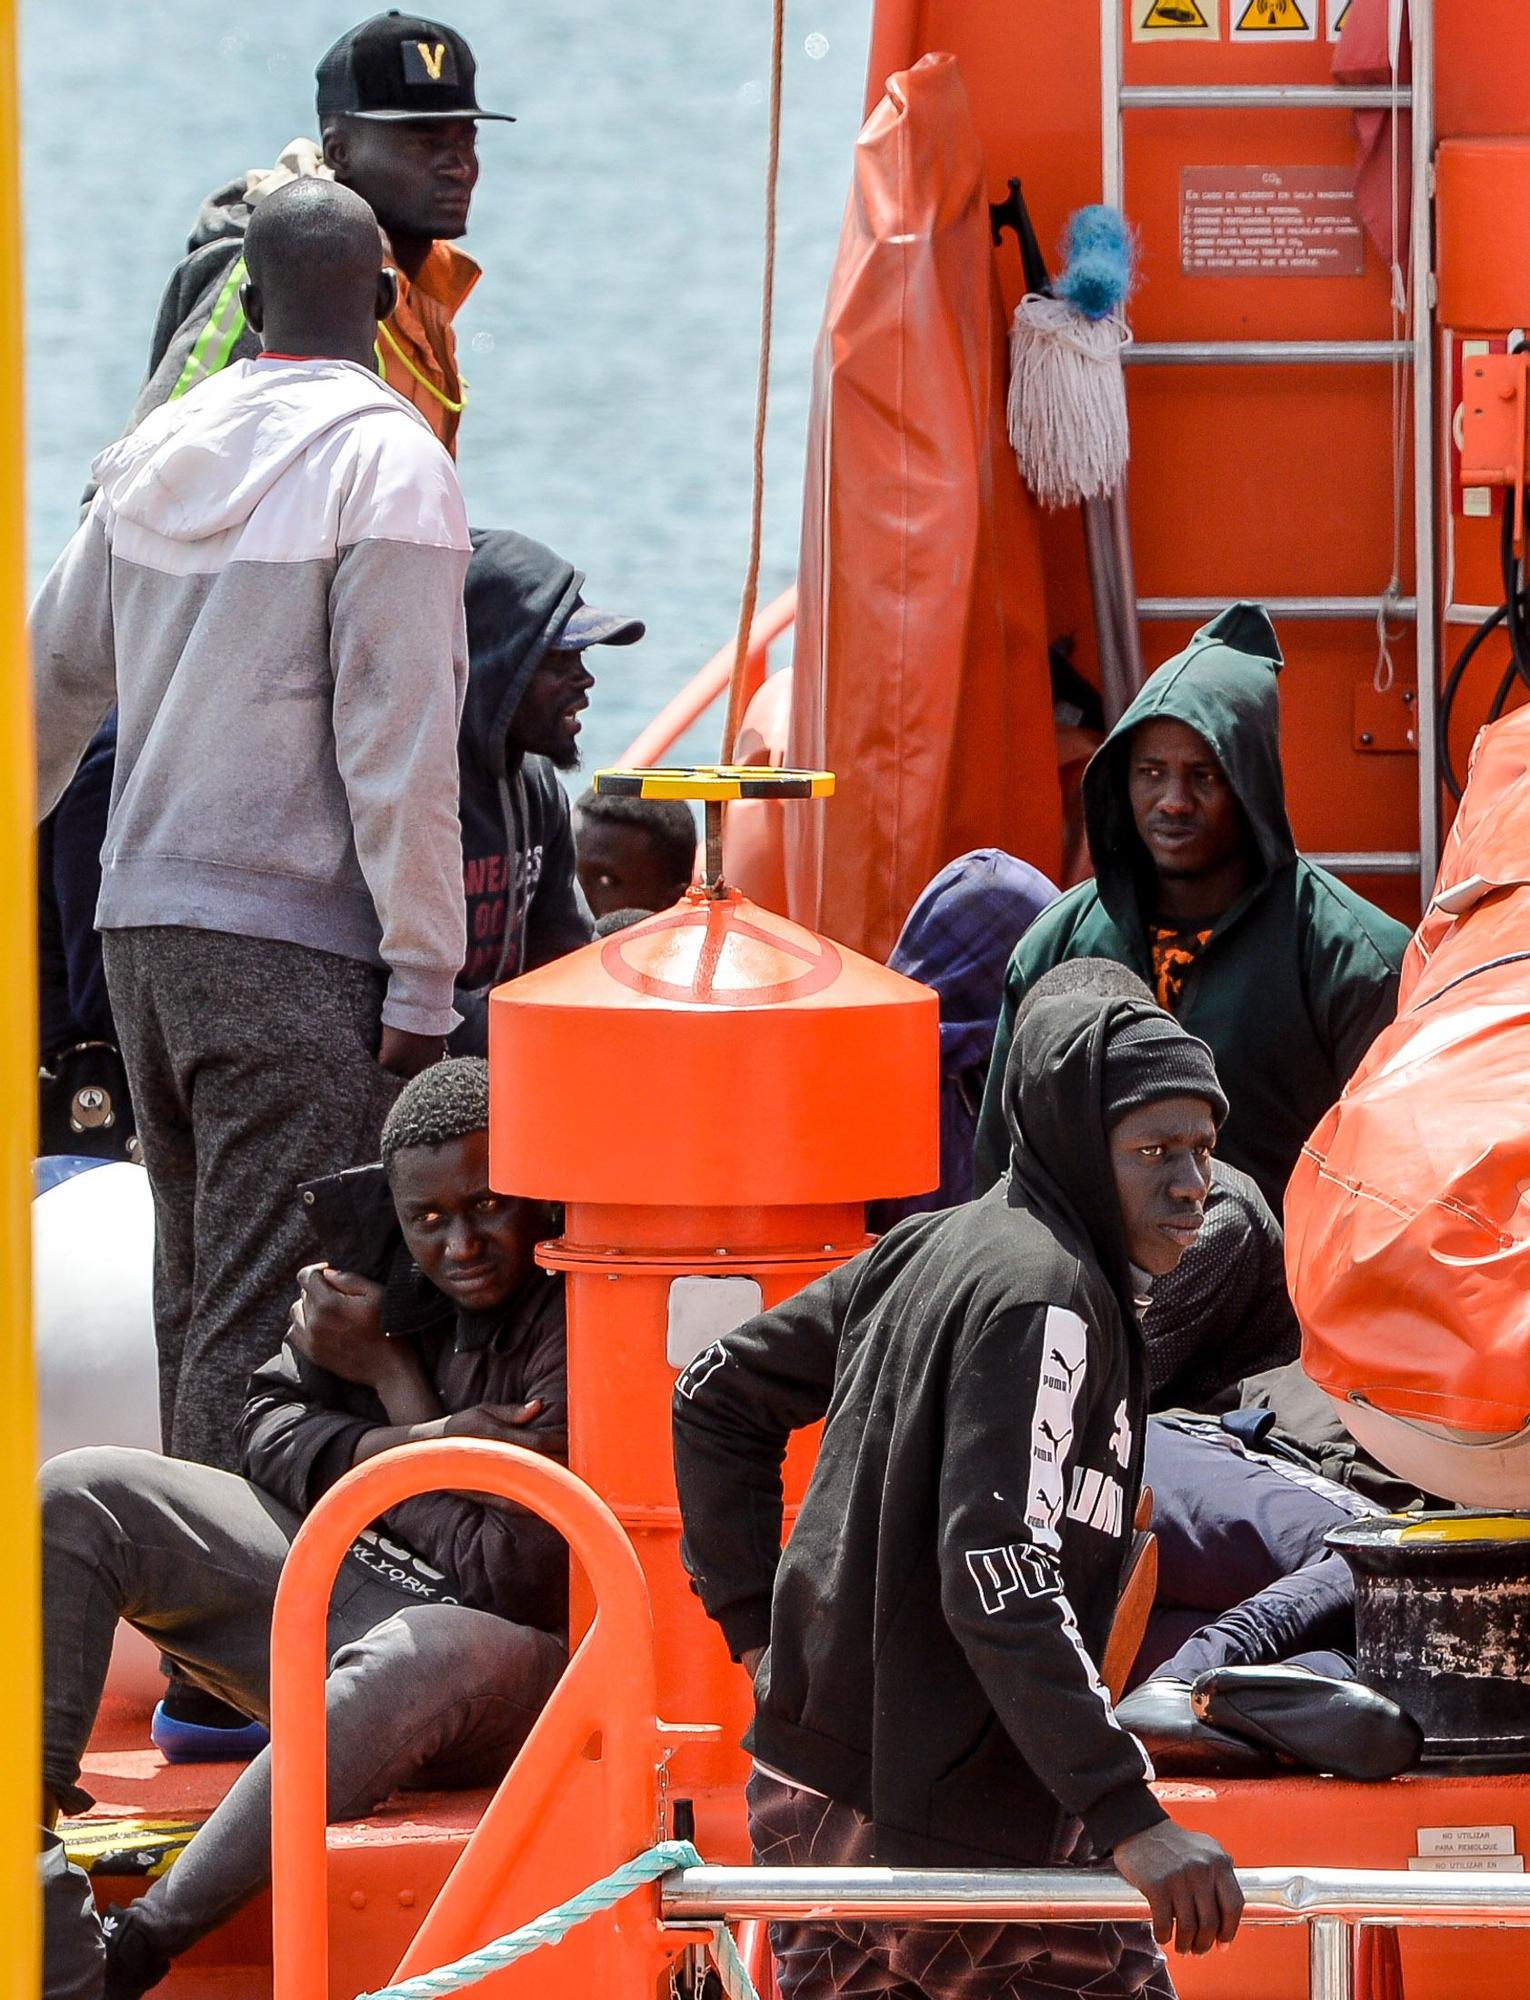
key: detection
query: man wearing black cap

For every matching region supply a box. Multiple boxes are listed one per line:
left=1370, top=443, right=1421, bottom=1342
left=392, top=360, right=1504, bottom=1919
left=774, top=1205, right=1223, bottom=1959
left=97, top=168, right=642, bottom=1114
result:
left=38, top=12, right=511, bottom=1162
left=134, top=10, right=512, bottom=455
left=674, top=993, right=1244, bottom=1999
left=451, top=530, right=647, bottom=1053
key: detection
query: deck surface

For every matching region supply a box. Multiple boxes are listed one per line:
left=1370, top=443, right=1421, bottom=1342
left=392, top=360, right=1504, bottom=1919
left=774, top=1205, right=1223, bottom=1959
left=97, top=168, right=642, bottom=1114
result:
left=66, top=1704, right=1530, bottom=1998
left=71, top=1699, right=491, bottom=1997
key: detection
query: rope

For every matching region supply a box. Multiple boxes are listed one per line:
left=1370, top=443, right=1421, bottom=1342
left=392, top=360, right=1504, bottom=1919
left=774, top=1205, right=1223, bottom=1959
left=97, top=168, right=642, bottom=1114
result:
left=354, top=1839, right=760, bottom=2000
left=1374, top=0, right=1408, bottom=696
left=720, top=0, right=787, bottom=764
left=376, top=319, right=468, bottom=415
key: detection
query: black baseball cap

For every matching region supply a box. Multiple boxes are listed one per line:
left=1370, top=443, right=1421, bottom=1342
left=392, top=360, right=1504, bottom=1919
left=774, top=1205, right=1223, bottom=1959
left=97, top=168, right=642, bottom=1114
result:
left=316, top=12, right=515, bottom=123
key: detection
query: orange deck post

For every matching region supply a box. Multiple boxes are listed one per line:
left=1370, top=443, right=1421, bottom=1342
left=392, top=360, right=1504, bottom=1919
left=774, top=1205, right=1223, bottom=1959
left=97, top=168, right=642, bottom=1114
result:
left=490, top=833, right=939, bottom=1861
left=269, top=1440, right=673, bottom=2000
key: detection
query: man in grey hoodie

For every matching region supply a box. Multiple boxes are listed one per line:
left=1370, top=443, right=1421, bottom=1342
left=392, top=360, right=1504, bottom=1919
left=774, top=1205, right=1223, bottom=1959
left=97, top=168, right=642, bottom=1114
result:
left=30, top=181, right=471, bottom=1483
left=39, top=11, right=507, bottom=1156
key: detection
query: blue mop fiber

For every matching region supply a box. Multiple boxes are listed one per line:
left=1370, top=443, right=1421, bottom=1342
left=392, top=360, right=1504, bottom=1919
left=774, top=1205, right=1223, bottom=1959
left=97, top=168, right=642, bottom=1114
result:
left=1007, top=204, right=1137, bottom=508
left=1053, top=205, right=1136, bottom=321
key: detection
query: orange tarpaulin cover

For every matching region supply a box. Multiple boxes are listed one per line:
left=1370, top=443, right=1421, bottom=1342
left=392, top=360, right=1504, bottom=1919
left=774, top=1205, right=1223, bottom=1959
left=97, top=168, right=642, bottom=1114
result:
left=1287, top=704, right=1530, bottom=1437
left=785, top=52, right=1062, bottom=962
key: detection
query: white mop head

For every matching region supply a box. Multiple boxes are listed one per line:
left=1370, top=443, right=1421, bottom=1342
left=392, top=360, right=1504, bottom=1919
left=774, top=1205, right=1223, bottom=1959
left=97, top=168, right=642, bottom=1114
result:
left=1007, top=204, right=1137, bottom=510
left=1007, top=295, right=1132, bottom=511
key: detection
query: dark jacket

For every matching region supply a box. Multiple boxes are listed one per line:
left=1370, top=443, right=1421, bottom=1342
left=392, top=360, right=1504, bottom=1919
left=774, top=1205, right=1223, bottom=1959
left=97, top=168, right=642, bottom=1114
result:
left=1141, top=1160, right=1297, bottom=1412
left=1236, top=1359, right=1442, bottom=1513
left=108, top=173, right=261, bottom=446
left=1137, top=1416, right=1376, bottom=1685
left=973, top=605, right=1410, bottom=1212
left=237, top=1191, right=568, bottom=1636
left=673, top=993, right=1170, bottom=1869
left=867, top=849, right=1058, bottom=1231
left=451, top=530, right=596, bottom=1052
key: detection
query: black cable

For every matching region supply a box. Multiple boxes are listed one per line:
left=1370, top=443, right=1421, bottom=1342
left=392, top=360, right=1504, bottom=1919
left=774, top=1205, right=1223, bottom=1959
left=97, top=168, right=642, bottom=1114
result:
left=1438, top=502, right=1530, bottom=800
left=1437, top=339, right=1530, bottom=801
left=1439, top=601, right=1509, bottom=799
left=1486, top=652, right=1520, bottom=727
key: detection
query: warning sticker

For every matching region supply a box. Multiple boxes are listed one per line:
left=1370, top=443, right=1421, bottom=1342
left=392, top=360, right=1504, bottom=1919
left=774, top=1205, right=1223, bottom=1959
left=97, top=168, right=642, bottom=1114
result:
left=1181, top=166, right=1364, bottom=276
left=1132, top=0, right=1219, bottom=37
left=1232, top=0, right=1316, bottom=38
left=1327, top=0, right=1351, bottom=38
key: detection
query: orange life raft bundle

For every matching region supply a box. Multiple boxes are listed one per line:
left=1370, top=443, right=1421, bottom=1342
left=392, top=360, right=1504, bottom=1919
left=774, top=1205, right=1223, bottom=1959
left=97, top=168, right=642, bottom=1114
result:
left=1288, top=702, right=1530, bottom=1507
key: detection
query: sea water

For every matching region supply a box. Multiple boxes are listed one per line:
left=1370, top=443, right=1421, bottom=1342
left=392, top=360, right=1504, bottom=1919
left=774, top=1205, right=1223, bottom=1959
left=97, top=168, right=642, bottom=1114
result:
left=22, top=0, right=869, bottom=775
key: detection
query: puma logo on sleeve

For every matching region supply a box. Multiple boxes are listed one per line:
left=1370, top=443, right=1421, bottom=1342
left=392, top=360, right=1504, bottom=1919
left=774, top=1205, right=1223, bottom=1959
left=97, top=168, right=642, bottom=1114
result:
left=1026, top=1306, right=1088, bottom=1548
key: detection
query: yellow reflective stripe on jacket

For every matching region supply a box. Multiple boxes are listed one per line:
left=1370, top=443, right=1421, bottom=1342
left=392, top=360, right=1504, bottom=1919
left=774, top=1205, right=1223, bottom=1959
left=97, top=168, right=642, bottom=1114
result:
left=170, top=256, right=248, bottom=401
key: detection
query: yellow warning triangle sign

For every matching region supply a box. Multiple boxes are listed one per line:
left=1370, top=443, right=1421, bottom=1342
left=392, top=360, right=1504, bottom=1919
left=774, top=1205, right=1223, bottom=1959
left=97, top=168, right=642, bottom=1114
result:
left=1236, top=0, right=1312, bottom=28
left=1143, top=0, right=1211, bottom=26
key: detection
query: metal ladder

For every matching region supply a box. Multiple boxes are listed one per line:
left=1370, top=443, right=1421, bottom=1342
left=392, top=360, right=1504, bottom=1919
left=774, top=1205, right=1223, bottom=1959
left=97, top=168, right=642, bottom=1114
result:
left=1100, top=0, right=1438, bottom=895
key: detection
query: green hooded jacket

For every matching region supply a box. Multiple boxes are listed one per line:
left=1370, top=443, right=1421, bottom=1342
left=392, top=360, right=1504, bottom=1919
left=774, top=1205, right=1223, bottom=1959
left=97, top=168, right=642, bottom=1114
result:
left=973, top=605, right=1409, bottom=1214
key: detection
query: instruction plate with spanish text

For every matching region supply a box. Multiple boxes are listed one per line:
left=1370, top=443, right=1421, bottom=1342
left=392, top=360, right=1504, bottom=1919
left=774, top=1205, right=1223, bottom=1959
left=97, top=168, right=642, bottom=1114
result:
left=1417, top=1825, right=1517, bottom=1857
left=1181, top=167, right=1364, bottom=277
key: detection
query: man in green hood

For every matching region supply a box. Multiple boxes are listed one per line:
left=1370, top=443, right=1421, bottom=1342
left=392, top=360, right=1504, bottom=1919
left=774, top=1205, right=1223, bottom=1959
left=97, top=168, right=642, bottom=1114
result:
left=974, top=605, right=1409, bottom=1214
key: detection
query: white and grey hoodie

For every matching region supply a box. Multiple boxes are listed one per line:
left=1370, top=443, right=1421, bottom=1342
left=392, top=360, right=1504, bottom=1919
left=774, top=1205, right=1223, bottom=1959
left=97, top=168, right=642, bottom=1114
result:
left=31, top=355, right=471, bottom=1037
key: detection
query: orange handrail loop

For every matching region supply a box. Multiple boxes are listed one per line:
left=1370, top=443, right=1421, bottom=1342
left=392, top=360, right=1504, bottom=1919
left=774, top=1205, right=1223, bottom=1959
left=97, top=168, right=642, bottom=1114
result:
left=617, top=586, right=796, bottom=769
left=269, top=1440, right=665, bottom=2000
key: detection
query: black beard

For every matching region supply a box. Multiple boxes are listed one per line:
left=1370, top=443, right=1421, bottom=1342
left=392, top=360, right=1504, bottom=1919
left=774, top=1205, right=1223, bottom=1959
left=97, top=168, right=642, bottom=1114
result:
left=549, top=741, right=582, bottom=774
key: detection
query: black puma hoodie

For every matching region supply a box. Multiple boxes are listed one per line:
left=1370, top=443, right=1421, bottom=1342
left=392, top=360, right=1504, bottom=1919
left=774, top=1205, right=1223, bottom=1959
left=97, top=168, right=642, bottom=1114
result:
left=673, top=993, right=1179, bottom=1868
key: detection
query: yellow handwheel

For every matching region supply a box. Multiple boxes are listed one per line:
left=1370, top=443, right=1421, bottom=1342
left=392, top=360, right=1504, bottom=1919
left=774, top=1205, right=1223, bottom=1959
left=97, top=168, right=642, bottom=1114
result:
left=592, top=765, right=834, bottom=802
left=592, top=766, right=835, bottom=892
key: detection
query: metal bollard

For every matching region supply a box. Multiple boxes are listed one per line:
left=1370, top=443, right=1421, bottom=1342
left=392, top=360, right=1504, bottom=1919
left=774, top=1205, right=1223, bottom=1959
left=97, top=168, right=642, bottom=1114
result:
left=1307, top=1915, right=1353, bottom=2000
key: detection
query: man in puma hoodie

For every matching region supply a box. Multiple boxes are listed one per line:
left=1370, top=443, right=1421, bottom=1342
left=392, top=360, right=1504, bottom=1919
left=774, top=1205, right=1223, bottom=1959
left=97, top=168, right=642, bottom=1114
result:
left=451, top=529, right=643, bottom=1052
left=29, top=181, right=471, bottom=1473
left=973, top=604, right=1408, bottom=1213
left=674, top=993, right=1244, bottom=1996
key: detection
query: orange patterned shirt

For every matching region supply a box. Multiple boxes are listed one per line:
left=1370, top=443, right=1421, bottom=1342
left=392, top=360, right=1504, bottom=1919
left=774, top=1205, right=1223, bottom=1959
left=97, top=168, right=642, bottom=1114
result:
left=379, top=240, right=479, bottom=457
left=1150, top=923, right=1214, bottom=1013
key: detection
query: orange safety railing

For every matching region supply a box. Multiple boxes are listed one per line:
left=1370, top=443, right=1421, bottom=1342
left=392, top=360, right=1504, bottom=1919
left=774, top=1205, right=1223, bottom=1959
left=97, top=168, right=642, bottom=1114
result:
left=617, top=585, right=796, bottom=768
left=268, top=1440, right=675, bottom=2000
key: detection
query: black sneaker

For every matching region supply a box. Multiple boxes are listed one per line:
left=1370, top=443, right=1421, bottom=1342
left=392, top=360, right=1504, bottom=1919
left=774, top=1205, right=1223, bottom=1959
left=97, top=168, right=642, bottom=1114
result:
left=101, top=1905, right=171, bottom=2000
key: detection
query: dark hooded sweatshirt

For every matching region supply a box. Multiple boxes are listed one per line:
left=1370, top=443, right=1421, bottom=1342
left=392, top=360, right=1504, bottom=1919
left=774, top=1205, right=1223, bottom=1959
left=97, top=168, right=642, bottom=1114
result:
left=237, top=1168, right=568, bottom=1635
left=452, top=530, right=596, bottom=1053
left=672, top=993, right=1176, bottom=1869
left=867, top=848, right=1058, bottom=1231
left=973, top=605, right=1409, bottom=1212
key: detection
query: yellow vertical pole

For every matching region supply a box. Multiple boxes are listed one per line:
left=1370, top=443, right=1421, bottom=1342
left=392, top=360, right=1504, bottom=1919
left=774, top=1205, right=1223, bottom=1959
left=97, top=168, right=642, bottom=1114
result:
left=0, top=0, right=38, bottom=1994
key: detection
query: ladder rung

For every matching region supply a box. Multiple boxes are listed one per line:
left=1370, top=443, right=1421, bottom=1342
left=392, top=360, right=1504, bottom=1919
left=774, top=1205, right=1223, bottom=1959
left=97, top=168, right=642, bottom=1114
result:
left=1445, top=602, right=1501, bottom=625
left=1127, top=341, right=1412, bottom=367
left=1138, top=596, right=1416, bottom=622
left=1120, top=85, right=1411, bottom=111
left=1310, top=852, right=1422, bottom=875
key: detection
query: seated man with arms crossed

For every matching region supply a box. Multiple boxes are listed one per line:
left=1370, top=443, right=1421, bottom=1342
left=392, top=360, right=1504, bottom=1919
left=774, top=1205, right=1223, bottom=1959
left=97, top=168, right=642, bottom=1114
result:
left=674, top=992, right=1243, bottom=2000
left=41, top=1060, right=566, bottom=2000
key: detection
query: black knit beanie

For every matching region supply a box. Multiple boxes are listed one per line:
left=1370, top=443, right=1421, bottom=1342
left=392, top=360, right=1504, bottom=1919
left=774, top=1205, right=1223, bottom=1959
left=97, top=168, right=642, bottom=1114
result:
left=1101, top=1012, right=1227, bottom=1129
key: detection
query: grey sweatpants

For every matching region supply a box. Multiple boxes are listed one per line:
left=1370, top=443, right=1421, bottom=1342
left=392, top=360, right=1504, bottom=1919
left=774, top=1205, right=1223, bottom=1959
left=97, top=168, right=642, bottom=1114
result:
left=101, top=926, right=402, bottom=1468
left=41, top=1446, right=566, bottom=1982
left=747, top=1772, right=1176, bottom=2000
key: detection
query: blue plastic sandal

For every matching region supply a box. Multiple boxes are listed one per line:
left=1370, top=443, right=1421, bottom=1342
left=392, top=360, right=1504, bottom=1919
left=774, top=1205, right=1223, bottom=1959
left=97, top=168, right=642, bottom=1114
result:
left=149, top=1700, right=269, bottom=1764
